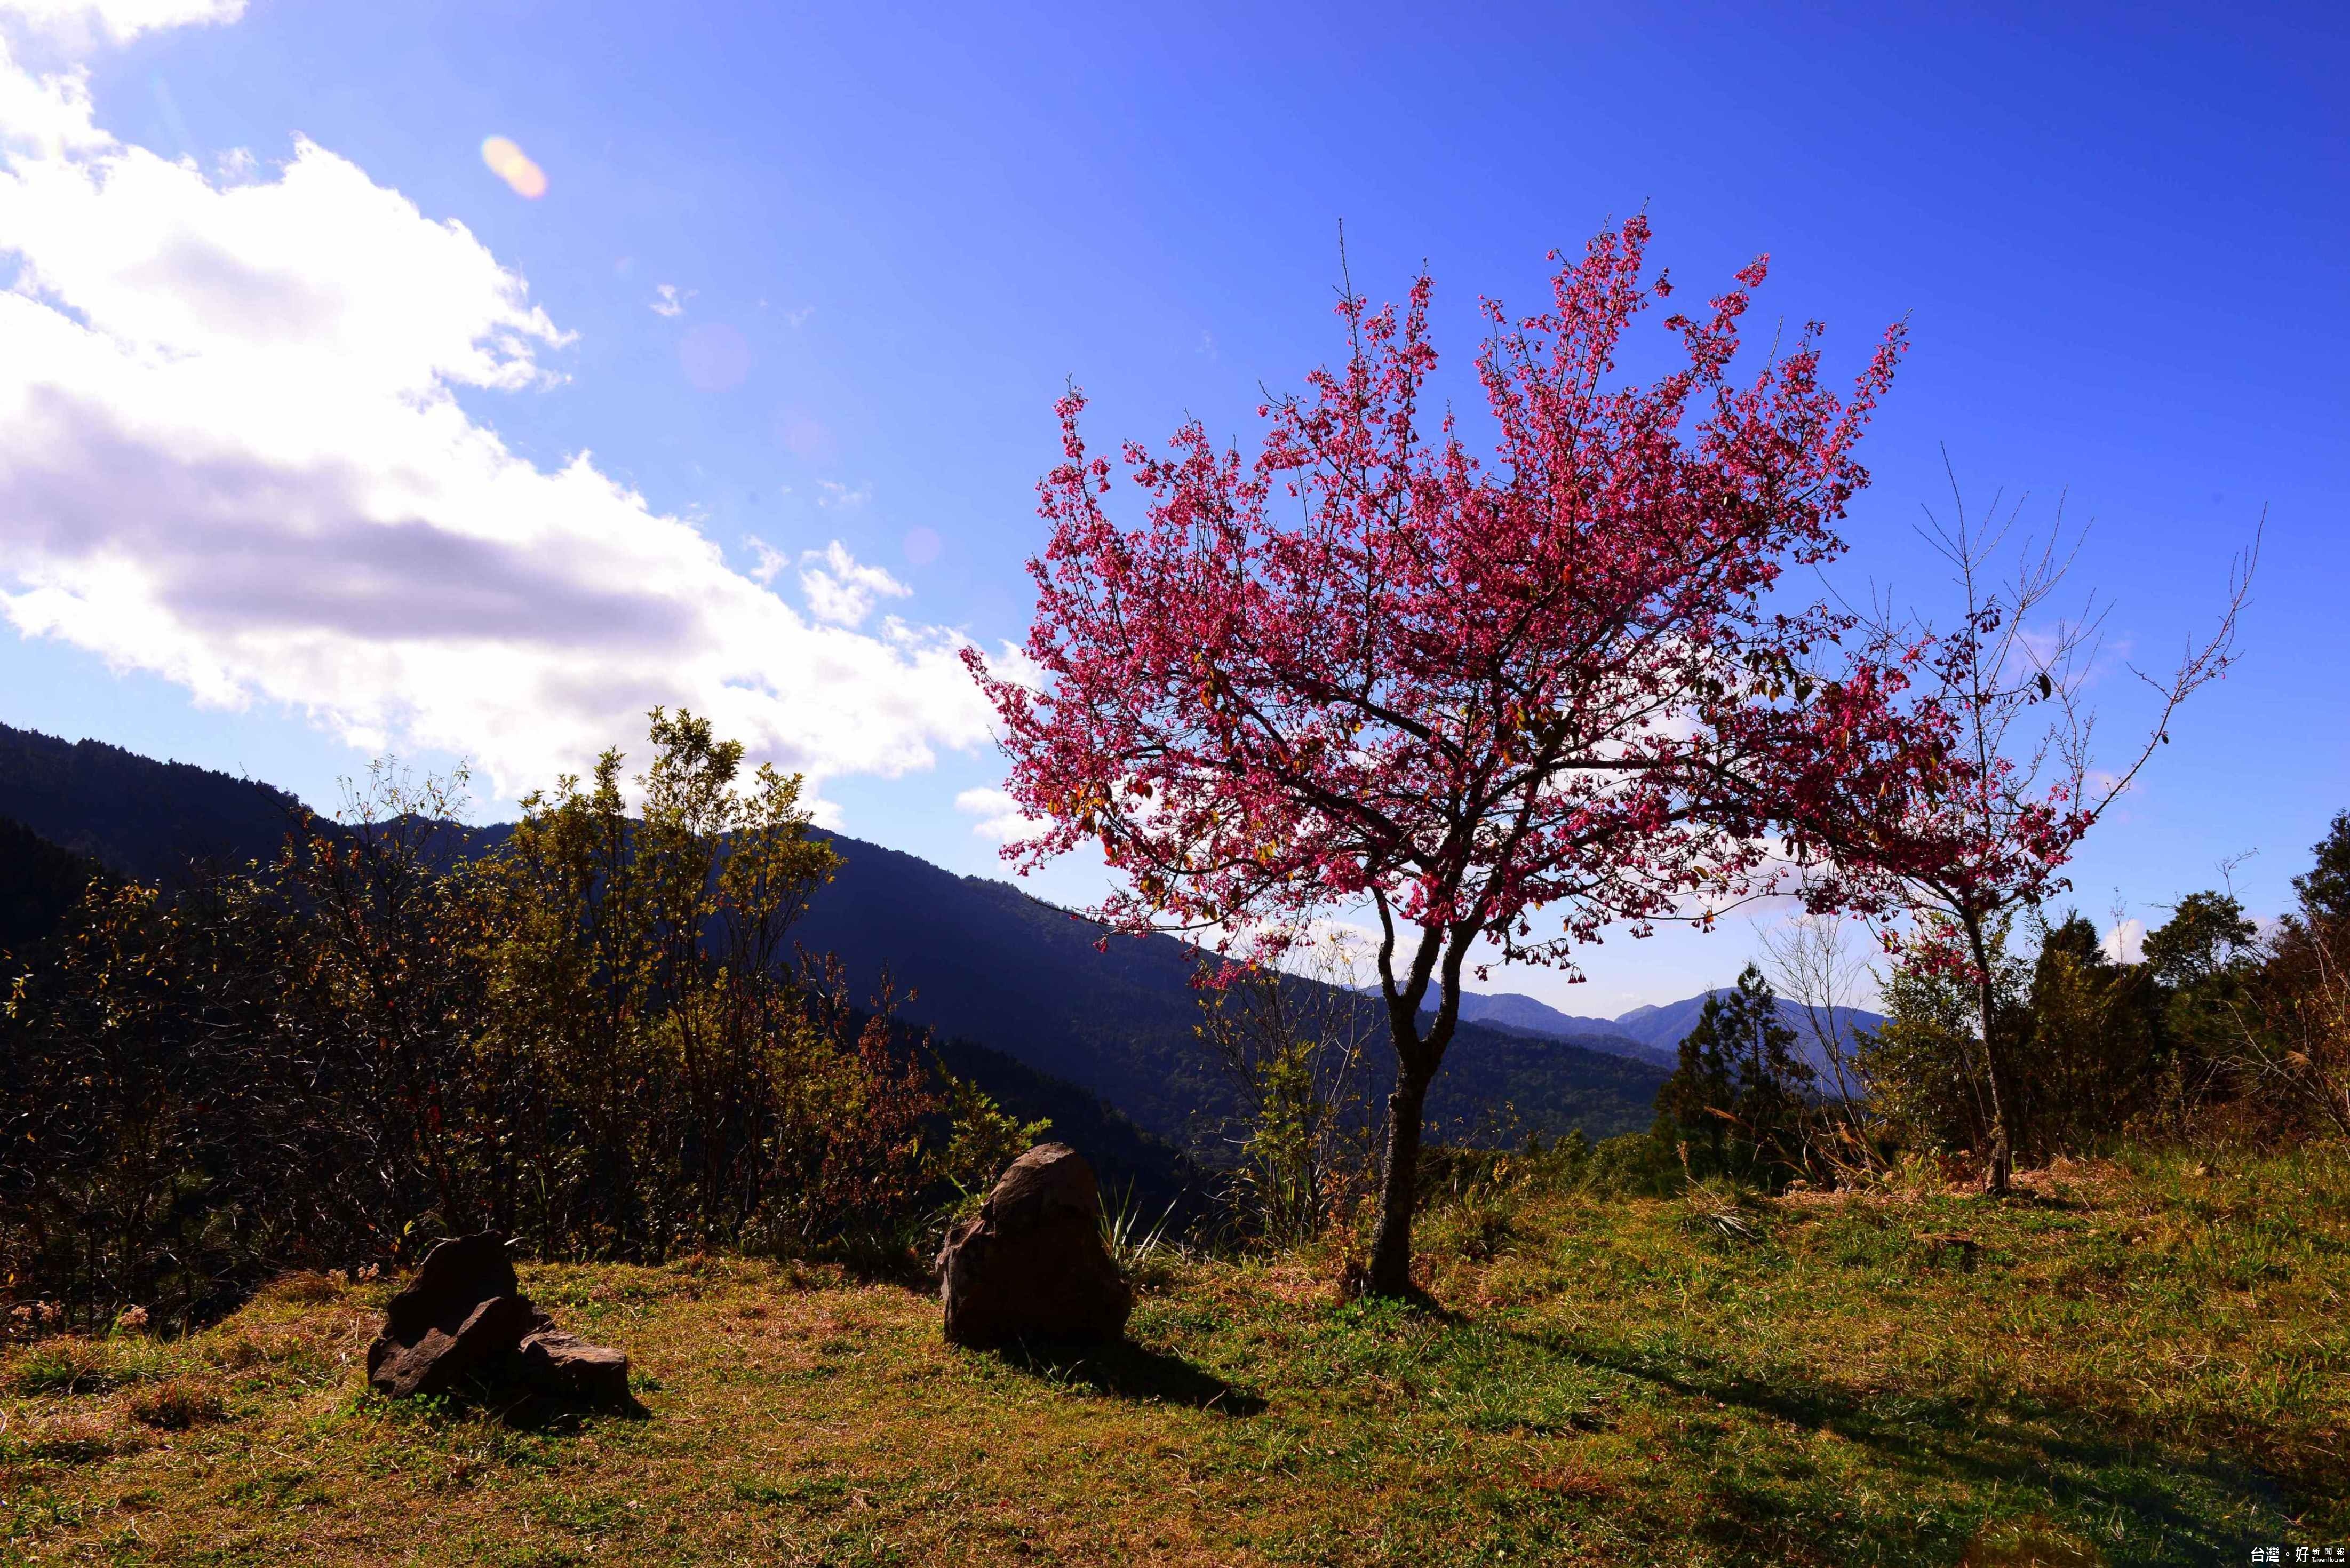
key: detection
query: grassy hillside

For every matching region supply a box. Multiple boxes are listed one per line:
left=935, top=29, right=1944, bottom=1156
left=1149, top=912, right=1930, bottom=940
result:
left=6, top=1149, right=2344, bottom=1565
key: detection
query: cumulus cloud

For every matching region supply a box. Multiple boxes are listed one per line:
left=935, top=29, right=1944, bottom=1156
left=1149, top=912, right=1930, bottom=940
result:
left=1, top=0, right=241, bottom=46
left=2102, top=918, right=2146, bottom=966
left=649, top=282, right=684, bottom=317
left=955, top=786, right=1045, bottom=843
left=0, top=20, right=1002, bottom=809
left=798, top=540, right=908, bottom=628
left=816, top=479, right=871, bottom=510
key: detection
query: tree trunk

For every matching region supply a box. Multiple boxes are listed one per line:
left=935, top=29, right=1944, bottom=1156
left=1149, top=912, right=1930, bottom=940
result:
left=1966, top=919, right=2014, bottom=1197
left=1365, top=1060, right=1433, bottom=1298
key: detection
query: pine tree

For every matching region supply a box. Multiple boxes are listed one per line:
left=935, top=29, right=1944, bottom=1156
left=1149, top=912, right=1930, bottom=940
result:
left=1658, top=964, right=1814, bottom=1186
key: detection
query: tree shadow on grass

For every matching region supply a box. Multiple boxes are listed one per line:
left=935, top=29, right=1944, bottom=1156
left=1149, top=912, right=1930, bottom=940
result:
left=990, top=1337, right=1268, bottom=1417
left=1512, top=1325, right=2307, bottom=1564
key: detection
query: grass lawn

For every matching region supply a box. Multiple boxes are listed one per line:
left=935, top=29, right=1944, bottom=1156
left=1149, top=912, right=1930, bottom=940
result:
left=4, top=1149, right=2345, bottom=1565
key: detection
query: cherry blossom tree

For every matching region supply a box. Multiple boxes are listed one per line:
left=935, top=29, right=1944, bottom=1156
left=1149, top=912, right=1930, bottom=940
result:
left=1813, top=476, right=2252, bottom=1194
left=966, top=219, right=1916, bottom=1295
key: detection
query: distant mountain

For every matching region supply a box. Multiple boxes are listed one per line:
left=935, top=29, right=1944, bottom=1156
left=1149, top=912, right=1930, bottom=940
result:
left=1447, top=992, right=1678, bottom=1069
left=1610, top=992, right=1884, bottom=1077
left=1385, top=986, right=1885, bottom=1078
left=0, top=722, right=1671, bottom=1153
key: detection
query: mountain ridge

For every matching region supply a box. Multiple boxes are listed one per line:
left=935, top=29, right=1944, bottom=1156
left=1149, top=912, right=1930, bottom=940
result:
left=1431, top=986, right=1885, bottom=1076
left=0, top=720, right=1685, bottom=1151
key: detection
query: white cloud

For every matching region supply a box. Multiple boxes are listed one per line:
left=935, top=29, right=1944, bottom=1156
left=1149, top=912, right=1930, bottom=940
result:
left=816, top=479, right=871, bottom=510
left=743, top=535, right=787, bottom=585
left=650, top=282, right=685, bottom=317
left=1, top=0, right=241, bottom=47
left=2101, top=918, right=2146, bottom=966
left=0, top=25, right=999, bottom=810
left=955, top=786, right=1045, bottom=843
left=797, top=539, right=907, bottom=628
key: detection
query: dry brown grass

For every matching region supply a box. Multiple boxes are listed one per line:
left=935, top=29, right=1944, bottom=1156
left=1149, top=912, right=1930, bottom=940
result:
left=3, top=1147, right=2345, bottom=1564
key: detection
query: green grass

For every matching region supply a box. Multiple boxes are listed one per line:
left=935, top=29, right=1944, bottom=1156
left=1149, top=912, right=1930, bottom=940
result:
left=3, top=1148, right=2345, bottom=1564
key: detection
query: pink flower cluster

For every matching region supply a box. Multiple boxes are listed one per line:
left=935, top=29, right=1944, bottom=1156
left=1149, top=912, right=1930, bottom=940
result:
left=967, top=219, right=2010, bottom=1016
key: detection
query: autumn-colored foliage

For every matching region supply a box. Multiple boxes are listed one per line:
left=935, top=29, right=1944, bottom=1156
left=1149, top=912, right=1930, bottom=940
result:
left=0, top=713, right=1038, bottom=1329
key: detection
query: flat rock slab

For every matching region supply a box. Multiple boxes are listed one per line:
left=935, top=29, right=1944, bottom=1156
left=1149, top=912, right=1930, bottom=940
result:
left=518, top=1326, right=631, bottom=1405
left=938, top=1142, right=1133, bottom=1348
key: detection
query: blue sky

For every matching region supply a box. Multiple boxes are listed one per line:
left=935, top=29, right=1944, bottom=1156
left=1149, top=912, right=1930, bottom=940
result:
left=0, top=0, right=2341, bottom=1011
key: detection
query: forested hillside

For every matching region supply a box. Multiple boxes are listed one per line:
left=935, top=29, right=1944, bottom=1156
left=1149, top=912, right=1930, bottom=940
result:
left=0, top=722, right=1669, bottom=1151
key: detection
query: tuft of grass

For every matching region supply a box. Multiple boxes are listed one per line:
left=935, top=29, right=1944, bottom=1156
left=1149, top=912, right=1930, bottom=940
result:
left=1101, top=1183, right=1183, bottom=1285
left=1, top=1411, right=148, bottom=1465
left=259, top=1270, right=349, bottom=1305
left=124, top=1378, right=228, bottom=1431
left=1674, top=1177, right=1770, bottom=1246
left=6, top=1338, right=169, bottom=1397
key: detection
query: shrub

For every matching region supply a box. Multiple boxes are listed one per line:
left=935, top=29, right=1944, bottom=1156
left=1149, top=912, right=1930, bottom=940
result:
left=1584, top=1133, right=1681, bottom=1198
left=0, top=711, right=1042, bottom=1326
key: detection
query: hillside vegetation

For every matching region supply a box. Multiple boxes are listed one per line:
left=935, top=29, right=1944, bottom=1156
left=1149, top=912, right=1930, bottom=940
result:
left=6, top=1149, right=2344, bottom=1566
left=0, top=719, right=1668, bottom=1156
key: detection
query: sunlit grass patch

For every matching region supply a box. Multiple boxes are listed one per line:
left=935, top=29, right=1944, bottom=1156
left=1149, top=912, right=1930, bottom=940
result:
left=2, top=1153, right=2344, bottom=1563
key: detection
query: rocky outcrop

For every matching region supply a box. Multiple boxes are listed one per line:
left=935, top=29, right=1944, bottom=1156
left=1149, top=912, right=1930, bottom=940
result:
left=937, top=1143, right=1133, bottom=1348
left=366, top=1233, right=631, bottom=1407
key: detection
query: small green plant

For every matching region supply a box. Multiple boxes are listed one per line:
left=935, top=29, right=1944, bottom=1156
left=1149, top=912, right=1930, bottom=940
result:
left=1100, top=1184, right=1181, bottom=1278
left=1427, top=1184, right=1518, bottom=1263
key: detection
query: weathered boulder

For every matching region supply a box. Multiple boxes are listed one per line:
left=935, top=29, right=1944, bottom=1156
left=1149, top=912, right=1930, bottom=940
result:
left=365, top=1233, right=631, bottom=1406
left=516, top=1324, right=632, bottom=1405
left=367, top=1233, right=531, bottom=1398
left=937, top=1142, right=1132, bottom=1348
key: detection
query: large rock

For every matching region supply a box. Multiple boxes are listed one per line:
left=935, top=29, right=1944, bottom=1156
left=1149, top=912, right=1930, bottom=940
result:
left=366, top=1233, right=530, bottom=1397
left=365, top=1233, right=631, bottom=1406
left=937, top=1143, right=1132, bottom=1348
left=516, top=1324, right=632, bottom=1405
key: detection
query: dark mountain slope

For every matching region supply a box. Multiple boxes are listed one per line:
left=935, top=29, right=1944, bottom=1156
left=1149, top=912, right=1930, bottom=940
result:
left=0, top=723, right=307, bottom=885
left=0, top=814, right=109, bottom=962
left=925, top=1029, right=1197, bottom=1216
left=0, top=721, right=1669, bottom=1148
left=790, top=830, right=1667, bottom=1147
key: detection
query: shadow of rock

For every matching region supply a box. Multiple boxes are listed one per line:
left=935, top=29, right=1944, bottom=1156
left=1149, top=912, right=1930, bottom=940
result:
left=487, top=1383, right=651, bottom=1432
left=991, top=1338, right=1268, bottom=1416
left=373, top=1368, right=650, bottom=1434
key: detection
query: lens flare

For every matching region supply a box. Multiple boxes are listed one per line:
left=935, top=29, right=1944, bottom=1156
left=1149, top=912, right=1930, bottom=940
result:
left=480, top=136, right=547, bottom=200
